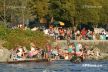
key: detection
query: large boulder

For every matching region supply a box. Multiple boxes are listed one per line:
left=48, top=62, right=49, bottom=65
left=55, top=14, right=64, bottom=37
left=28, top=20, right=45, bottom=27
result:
left=0, top=48, right=11, bottom=62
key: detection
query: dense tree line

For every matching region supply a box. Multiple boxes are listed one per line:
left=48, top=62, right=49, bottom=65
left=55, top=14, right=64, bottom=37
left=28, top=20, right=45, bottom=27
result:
left=0, top=0, right=108, bottom=27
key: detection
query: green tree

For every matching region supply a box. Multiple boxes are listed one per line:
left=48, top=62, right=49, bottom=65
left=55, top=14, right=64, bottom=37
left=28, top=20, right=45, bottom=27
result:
left=0, top=0, right=31, bottom=24
left=28, top=0, right=49, bottom=18
left=1, top=0, right=108, bottom=27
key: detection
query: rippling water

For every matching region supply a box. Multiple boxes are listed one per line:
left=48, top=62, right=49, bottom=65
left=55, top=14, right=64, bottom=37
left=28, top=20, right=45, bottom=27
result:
left=0, top=60, right=108, bottom=72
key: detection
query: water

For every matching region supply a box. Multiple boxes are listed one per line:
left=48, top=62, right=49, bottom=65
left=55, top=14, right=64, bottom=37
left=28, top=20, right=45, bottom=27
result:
left=0, top=60, right=108, bottom=72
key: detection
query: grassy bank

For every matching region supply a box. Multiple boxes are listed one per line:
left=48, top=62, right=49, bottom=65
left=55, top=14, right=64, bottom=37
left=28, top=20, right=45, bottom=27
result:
left=0, top=24, right=53, bottom=50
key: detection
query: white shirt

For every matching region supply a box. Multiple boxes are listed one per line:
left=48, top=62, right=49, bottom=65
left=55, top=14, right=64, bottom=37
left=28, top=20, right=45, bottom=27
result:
left=31, top=47, right=35, bottom=51
left=18, top=48, right=23, bottom=52
left=78, top=43, right=82, bottom=49
left=44, top=29, right=48, bottom=35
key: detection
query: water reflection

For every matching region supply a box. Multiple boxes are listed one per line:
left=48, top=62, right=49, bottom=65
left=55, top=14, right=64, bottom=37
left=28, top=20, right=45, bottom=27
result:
left=0, top=60, right=108, bottom=72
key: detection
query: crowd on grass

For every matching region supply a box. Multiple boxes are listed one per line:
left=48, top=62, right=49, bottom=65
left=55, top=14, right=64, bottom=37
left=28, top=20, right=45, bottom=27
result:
left=43, top=25, right=108, bottom=40
left=10, top=23, right=108, bottom=40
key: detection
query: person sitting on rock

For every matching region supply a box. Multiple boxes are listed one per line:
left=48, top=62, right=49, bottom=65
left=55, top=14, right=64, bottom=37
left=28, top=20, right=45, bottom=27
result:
left=87, top=49, right=94, bottom=56
left=16, top=46, right=26, bottom=60
left=28, top=45, right=39, bottom=58
left=74, top=42, right=83, bottom=56
left=67, top=44, right=74, bottom=59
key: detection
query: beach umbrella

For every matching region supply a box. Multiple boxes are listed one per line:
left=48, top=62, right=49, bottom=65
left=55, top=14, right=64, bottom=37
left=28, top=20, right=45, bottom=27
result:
left=59, top=21, right=65, bottom=26
left=53, top=21, right=65, bottom=26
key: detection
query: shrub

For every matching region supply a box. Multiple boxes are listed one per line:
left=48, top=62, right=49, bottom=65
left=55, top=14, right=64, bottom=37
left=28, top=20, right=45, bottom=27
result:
left=0, top=24, right=54, bottom=50
left=0, top=24, right=11, bottom=40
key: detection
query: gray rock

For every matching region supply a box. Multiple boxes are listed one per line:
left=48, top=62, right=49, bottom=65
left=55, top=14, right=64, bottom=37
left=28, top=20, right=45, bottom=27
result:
left=0, top=48, right=11, bottom=62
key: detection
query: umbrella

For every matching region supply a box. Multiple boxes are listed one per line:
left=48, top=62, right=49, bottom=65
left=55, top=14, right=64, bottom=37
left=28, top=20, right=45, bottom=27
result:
left=59, top=21, right=65, bottom=26
left=53, top=21, right=65, bottom=26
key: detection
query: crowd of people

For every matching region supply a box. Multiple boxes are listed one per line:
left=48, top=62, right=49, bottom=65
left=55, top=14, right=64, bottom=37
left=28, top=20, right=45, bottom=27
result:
left=11, top=43, right=44, bottom=60
left=11, top=42, right=94, bottom=61
left=43, top=25, right=108, bottom=40
left=10, top=23, right=108, bottom=40
left=9, top=24, right=106, bottom=61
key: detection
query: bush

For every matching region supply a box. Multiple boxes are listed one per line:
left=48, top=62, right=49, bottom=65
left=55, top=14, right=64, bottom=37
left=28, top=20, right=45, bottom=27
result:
left=0, top=24, right=11, bottom=40
left=0, top=24, right=54, bottom=50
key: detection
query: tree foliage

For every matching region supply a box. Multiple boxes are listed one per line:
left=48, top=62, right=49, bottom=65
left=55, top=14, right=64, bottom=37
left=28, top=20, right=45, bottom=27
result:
left=0, top=0, right=108, bottom=26
left=28, top=0, right=49, bottom=18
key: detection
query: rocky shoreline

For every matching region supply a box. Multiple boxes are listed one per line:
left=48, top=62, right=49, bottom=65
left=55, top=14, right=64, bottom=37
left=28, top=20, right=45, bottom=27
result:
left=0, top=40, right=108, bottom=62
left=0, top=47, right=108, bottom=62
left=86, top=52, right=108, bottom=60
left=0, top=48, right=11, bottom=62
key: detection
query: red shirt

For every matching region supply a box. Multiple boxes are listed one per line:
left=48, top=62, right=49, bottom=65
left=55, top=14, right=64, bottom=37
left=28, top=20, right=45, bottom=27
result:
left=81, top=28, right=87, bottom=36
